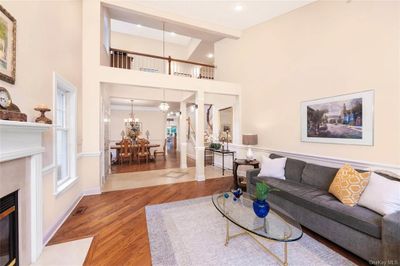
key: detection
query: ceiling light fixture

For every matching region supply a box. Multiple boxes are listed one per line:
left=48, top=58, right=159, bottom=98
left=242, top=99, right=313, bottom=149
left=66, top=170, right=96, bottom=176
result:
left=234, top=4, right=243, bottom=11
left=190, top=104, right=198, bottom=112
left=124, top=100, right=140, bottom=125
left=159, top=88, right=170, bottom=112
left=136, top=24, right=142, bottom=28
left=207, top=53, right=214, bottom=58
left=170, top=32, right=176, bottom=36
left=158, top=22, right=170, bottom=113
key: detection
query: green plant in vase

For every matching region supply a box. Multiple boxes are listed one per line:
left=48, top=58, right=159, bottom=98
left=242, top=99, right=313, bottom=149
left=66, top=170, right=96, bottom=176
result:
left=253, top=182, right=278, bottom=218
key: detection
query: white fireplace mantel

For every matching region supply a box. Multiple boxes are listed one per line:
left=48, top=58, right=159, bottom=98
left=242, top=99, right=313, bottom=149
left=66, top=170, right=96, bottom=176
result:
left=0, top=120, right=50, bottom=263
left=0, top=120, right=50, bottom=162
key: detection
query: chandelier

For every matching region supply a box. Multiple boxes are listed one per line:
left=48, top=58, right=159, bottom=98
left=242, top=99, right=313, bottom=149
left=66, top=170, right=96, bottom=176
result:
left=159, top=88, right=170, bottom=112
left=124, top=99, right=139, bottom=126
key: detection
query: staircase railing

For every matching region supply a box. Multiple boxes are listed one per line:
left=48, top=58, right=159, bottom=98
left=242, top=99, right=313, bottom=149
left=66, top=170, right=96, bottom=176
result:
left=110, top=48, right=215, bottom=80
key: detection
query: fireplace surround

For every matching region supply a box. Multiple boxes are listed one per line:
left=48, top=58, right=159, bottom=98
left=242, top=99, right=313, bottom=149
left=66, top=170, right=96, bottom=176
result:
left=0, top=121, right=49, bottom=265
left=0, top=191, right=19, bottom=266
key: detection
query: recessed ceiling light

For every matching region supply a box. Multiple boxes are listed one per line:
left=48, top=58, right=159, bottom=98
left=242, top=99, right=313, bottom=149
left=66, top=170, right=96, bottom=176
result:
left=170, top=32, right=176, bottom=36
left=207, top=53, right=214, bottom=58
left=136, top=24, right=142, bottom=28
left=234, top=3, right=243, bottom=12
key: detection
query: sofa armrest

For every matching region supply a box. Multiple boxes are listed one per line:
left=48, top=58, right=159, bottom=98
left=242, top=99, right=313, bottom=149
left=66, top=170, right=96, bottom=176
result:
left=246, top=168, right=261, bottom=192
left=382, top=211, right=400, bottom=263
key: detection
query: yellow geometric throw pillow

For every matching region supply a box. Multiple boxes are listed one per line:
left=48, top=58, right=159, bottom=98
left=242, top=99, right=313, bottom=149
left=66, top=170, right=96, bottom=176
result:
left=328, top=164, right=370, bottom=207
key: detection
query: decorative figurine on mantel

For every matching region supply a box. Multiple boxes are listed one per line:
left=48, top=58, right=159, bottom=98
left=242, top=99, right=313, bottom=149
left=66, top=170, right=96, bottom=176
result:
left=34, top=104, right=52, bottom=124
left=0, top=87, right=27, bottom=122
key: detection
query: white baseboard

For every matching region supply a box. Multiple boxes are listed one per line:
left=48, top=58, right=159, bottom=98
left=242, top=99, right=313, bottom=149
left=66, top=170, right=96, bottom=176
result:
left=43, top=194, right=83, bottom=245
left=42, top=186, right=101, bottom=245
left=82, top=186, right=102, bottom=196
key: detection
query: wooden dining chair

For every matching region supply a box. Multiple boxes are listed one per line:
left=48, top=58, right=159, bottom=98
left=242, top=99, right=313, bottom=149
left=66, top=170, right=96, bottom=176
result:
left=137, top=140, right=150, bottom=164
left=154, top=138, right=167, bottom=161
left=119, top=139, right=132, bottom=165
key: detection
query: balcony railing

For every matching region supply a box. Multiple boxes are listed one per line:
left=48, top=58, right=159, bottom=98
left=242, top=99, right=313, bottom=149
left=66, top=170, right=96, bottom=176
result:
left=110, top=48, right=215, bottom=80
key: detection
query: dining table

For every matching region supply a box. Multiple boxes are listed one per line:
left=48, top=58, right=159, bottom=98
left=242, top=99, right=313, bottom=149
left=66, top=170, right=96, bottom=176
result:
left=110, top=143, right=160, bottom=164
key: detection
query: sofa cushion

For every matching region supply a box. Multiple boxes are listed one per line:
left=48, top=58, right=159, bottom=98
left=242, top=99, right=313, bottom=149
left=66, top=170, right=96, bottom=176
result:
left=269, top=153, right=306, bottom=183
left=253, top=176, right=382, bottom=238
left=358, top=172, right=400, bottom=216
left=328, top=164, right=370, bottom=207
left=258, top=156, right=287, bottom=180
left=301, top=163, right=339, bottom=190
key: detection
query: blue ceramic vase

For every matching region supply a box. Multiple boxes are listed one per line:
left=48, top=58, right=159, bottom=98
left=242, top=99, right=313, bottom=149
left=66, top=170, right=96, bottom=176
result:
left=253, top=199, right=270, bottom=218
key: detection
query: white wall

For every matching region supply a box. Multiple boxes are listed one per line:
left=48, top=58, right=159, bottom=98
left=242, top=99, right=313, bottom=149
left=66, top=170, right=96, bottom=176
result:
left=215, top=1, right=400, bottom=166
left=111, top=31, right=189, bottom=59
left=0, top=0, right=83, bottom=245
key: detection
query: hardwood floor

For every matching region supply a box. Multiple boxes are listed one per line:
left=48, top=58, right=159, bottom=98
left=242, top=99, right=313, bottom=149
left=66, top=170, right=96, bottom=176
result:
left=49, top=177, right=367, bottom=266
left=111, top=150, right=195, bottom=174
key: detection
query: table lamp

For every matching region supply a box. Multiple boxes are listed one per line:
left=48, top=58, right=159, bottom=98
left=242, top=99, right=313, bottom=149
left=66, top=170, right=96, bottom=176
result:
left=242, top=134, right=258, bottom=161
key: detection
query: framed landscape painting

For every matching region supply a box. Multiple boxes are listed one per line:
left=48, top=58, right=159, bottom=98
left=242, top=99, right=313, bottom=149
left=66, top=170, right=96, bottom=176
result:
left=0, top=5, right=16, bottom=84
left=301, top=90, right=374, bottom=146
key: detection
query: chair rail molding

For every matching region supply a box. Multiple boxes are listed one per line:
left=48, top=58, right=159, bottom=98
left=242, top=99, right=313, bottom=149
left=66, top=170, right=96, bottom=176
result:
left=228, top=144, right=400, bottom=176
left=77, top=151, right=102, bottom=158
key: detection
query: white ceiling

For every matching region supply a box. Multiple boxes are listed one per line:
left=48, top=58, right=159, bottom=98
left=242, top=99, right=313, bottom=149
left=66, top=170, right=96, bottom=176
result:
left=111, top=19, right=198, bottom=46
left=131, top=0, right=315, bottom=31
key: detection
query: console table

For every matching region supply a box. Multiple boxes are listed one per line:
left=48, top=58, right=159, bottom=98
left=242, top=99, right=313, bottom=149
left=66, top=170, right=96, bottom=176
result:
left=204, top=148, right=236, bottom=176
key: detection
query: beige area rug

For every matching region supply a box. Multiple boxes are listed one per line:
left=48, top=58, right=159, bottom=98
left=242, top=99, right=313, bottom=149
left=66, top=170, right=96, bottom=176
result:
left=145, top=197, right=355, bottom=266
left=31, top=237, right=92, bottom=266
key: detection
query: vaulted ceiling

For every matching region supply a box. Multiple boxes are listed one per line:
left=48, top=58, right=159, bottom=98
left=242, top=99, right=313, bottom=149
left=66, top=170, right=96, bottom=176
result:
left=131, top=0, right=315, bottom=31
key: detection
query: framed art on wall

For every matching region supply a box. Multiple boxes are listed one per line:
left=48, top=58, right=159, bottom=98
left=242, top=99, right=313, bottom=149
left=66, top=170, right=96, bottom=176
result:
left=0, top=5, right=16, bottom=84
left=301, top=90, right=374, bottom=146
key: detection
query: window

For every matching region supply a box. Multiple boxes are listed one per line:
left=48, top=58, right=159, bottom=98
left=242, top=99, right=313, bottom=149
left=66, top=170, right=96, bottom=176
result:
left=54, top=73, right=77, bottom=195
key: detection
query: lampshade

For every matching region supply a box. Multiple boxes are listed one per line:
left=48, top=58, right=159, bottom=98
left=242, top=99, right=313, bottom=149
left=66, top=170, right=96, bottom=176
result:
left=242, top=134, right=258, bottom=145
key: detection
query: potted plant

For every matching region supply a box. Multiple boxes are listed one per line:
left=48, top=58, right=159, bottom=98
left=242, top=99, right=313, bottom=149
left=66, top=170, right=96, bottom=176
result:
left=252, top=182, right=277, bottom=218
left=209, top=142, right=221, bottom=150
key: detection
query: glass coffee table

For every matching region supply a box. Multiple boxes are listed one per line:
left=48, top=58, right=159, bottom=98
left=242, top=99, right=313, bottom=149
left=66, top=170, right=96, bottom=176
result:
left=212, top=192, right=303, bottom=266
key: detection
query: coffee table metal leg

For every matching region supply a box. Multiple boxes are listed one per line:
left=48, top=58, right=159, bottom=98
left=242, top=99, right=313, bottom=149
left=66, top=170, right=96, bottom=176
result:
left=225, top=218, right=230, bottom=246
left=284, top=242, right=288, bottom=266
left=224, top=219, right=289, bottom=265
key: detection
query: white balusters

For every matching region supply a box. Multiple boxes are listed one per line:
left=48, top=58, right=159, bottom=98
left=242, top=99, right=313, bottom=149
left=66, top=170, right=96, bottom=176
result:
left=110, top=49, right=215, bottom=79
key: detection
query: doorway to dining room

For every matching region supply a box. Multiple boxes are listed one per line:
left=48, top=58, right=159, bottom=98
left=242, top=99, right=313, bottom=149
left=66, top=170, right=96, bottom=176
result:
left=99, top=84, right=240, bottom=192
left=107, top=97, right=191, bottom=174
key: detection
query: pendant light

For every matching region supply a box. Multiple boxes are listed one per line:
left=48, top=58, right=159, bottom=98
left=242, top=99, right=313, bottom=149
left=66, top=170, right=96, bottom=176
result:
left=159, top=88, right=170, bottom=112
left=158, top=21, right=170, bottom=112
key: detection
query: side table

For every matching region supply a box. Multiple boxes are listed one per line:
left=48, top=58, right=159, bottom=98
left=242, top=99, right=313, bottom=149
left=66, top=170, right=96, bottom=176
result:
left=233, top=159, right=260, bottom=190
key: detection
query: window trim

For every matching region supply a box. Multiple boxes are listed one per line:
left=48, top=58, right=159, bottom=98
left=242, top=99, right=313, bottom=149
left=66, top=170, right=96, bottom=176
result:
left=53, top=72, right=78, bottom=196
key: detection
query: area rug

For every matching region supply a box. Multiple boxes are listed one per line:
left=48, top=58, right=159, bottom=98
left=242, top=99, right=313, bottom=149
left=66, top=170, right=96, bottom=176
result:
left=146, top=197, right=355, bottom=266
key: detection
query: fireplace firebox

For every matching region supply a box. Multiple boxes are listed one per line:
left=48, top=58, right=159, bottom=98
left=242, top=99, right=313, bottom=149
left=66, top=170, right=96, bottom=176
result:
left=0, top=191, right=18, bottom=266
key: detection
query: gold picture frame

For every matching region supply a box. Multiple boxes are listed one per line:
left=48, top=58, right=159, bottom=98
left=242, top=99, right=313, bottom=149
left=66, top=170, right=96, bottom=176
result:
left=0, top=5, right=16, bottom=84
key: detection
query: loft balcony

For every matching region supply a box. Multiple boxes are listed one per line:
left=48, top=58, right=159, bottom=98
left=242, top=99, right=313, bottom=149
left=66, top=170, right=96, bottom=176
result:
left=109, top=48, right=215, bottom=80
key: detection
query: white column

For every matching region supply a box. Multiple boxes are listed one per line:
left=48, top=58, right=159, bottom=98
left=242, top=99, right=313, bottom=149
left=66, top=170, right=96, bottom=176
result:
left=176, top=117, right=180, bottom=152
left=212, top=104, right=220, bottom=142
left=30, top=153, right=43, bottom=262
left=179, top=101, right=187, bottom=169
left=232, top=94, right=242, bottom=144
left=195, top=90, right=205, bottom=181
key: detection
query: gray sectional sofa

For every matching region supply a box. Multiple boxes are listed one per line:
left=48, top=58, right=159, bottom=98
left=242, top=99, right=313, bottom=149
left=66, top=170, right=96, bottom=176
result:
left=246, top=153, right=400, bottom=263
